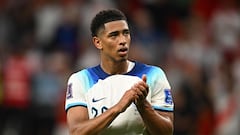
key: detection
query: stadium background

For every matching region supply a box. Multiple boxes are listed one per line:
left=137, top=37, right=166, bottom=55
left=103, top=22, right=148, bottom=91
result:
left=0, top=0, right=239, bottom=135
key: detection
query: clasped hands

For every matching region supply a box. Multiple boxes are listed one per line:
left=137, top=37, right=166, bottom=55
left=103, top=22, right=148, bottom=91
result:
left=117, top=74, right=149, bottom=113
left=132, top=74, right=149, bottom=106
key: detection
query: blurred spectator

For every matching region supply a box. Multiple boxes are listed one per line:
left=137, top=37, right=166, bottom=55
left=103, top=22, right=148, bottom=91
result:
left=2, top=45, right=32, bottom=135
left=210, top=57, right=239, bottom=135
left=209, top=0, right=240, bottom=52
left=170, top=15, right=208, bottom=68
left=31, top=50, right=72, bottom=135
left=130, top=8, right=170, bottom=64
left=79, top=0, right=116, bottom=35
left=35, top=0, right=62, bottom=48
left=51, top=2, right=82, bottom=65
left=168, top=14, right=215, bottom=135
left=5, top=1, right=35, bottom=48
left=76, top=45, right=100, bottom=69
left=207, top=2, right=240, bottom=134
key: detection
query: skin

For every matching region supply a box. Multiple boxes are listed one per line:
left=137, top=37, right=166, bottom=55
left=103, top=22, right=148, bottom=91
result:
left=67, top=20, right=174, bottom=135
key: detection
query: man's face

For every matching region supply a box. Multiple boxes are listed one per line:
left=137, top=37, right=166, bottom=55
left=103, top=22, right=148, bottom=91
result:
left=96, top=20, right=131, bottom=62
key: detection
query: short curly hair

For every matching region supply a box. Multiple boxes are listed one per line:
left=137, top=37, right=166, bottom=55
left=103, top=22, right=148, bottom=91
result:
left=90, top=9, right=127, bottom=37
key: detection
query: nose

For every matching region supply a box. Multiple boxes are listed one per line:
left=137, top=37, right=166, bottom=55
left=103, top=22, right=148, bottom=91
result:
left=119, top=34, right=127, bottom=46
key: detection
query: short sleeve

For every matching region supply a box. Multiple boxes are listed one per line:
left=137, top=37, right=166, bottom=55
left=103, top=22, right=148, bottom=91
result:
left=65, top=73, right=87, bottom=112
left=147, top=67, right=174, bottom=112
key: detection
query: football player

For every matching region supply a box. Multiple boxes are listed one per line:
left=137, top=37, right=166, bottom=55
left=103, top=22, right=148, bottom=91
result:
left=65, top=9, right=174, bottom=135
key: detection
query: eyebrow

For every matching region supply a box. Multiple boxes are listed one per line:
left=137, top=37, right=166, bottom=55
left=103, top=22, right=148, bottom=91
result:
left=108, top=29, right=129, bottom=36
left=108, top=31, right=118, bottom=36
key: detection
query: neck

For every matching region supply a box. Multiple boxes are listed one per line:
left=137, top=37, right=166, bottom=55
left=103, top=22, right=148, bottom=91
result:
left=101, top=60, right=129, bottom=75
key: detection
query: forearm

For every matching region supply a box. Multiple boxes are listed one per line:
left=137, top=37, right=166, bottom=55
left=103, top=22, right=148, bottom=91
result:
left=136, top=100, right=174, bottom=135
left=70, top=105, right=121, bottom=135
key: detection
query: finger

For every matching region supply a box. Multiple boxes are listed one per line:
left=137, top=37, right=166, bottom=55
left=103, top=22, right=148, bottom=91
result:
left=134, top=90, right=147, bottom=103
left=142, top=74, right=147, bottom=83
left=137, top=85, right=148, bottom=97
left=141, top=75, right=148, bottom=92
left=136, top=81, right=149, bottom=94
left=131, top=86, right=140, bottom=101
left=132, top=82, right=148, bottom=101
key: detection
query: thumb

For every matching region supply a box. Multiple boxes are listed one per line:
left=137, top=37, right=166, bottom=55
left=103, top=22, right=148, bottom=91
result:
left=142, top=74, right=147, bottom=83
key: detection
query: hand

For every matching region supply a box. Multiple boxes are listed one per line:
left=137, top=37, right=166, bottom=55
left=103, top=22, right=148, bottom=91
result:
left=133, top=74, right=149, bottom=106
left=115, top=88, right=137, bottom=113
left=114, top=75, right=149, bottom=113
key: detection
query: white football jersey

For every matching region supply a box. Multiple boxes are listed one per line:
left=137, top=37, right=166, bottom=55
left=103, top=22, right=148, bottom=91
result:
left=65, top=61, right=174, bottom=135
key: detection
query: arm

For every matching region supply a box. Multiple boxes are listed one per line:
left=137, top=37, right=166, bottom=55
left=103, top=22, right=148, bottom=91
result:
left=67, top=87, right=138, bottom=135
left=67, top=105, right=120, bottom=135
left=136, top=100, right=174, bottom=135
left=133, top=75, right=174, bottom=135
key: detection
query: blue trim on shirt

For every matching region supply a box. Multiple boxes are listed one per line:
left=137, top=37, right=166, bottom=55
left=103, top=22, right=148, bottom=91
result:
left=65, top=102, right=87, bottom=112
left=153, top=106, right=174, bottom=112
left=86, top=61, right=152, bottom=81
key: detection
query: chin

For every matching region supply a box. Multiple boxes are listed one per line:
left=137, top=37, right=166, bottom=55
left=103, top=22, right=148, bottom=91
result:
left=115, top=57, right=127, bottom=62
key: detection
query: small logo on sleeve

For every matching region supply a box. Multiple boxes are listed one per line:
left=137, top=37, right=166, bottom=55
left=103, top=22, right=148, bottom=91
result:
left=164, top=89, right=173, bottom=105
left=66, top=83, right=73, bottom=99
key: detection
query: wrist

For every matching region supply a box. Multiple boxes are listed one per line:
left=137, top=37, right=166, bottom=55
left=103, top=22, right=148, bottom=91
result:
left=112, top=103, right=125, bottom=114
left=136, top=99, right=148, bottom=111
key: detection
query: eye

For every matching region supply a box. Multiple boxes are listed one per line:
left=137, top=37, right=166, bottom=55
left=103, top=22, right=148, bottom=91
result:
left=109, top=32, right=118, bottom=37
left=123, top=30, right=130, bottom=36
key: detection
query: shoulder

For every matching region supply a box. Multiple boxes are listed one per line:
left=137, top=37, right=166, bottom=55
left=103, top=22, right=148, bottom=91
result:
left=67, top=67, right=95, bottom=86
left=69, top=65, right=100, bottom=80
left=134, top=61, right=167, bottom=76
left=66, top=68, right=97, bottom=93
left=68, top=69, right=89, bottom=81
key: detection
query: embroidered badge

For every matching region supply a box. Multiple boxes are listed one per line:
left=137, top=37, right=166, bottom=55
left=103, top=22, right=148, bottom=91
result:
left=66, top=83, right=73, bottom=99
left=164, top=89, right=173, bottom=105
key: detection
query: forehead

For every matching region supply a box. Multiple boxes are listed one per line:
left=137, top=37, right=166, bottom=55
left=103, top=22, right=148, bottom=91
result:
left=103, top=20, right=129, bottom=33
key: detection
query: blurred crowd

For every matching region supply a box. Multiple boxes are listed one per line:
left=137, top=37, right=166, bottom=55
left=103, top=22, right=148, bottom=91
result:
left=0, top=0, right=240, bottom=135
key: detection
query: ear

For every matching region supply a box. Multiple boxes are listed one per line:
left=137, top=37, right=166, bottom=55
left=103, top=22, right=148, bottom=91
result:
left=93, top=37, right=102, bottom=50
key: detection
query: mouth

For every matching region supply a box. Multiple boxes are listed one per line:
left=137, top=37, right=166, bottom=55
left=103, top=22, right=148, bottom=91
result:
left=118, top=47, right=128, bottom=56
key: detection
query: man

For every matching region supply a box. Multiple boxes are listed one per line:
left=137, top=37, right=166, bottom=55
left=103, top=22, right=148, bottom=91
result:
left=65, top=9, right=174, bottom=135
